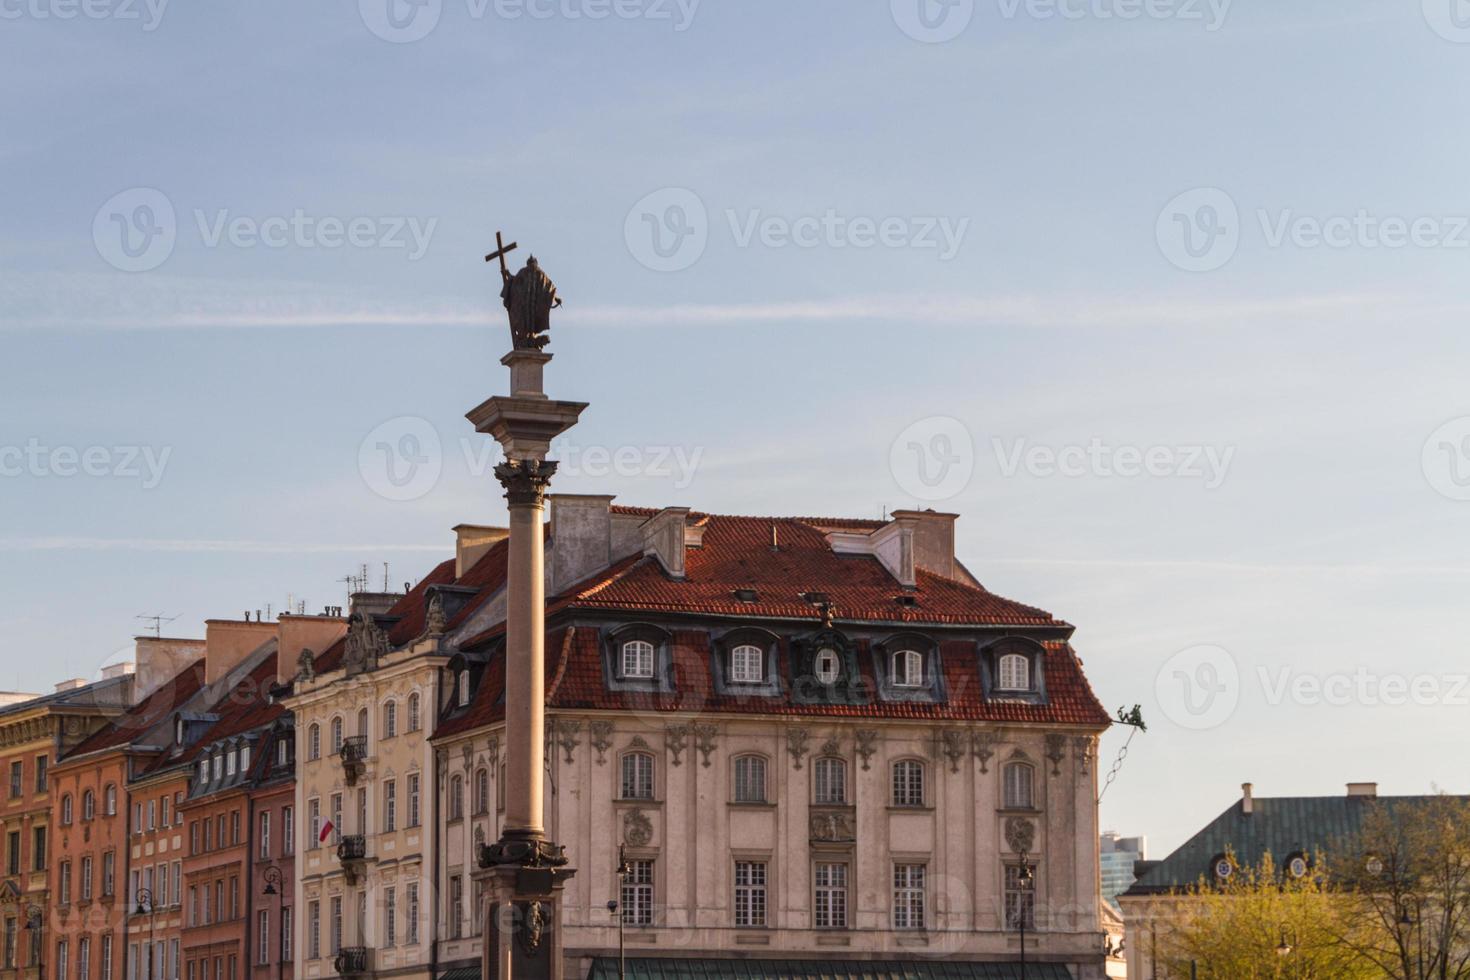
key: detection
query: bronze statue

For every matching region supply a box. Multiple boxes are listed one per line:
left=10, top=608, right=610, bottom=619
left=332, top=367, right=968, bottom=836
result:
left=501, top=255, right=560, bottom=350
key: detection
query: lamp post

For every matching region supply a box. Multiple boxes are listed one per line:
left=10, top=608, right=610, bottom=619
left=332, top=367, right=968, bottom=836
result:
left=262, top=867, right=283, bottom=980
left=1015, top=851, right=1034, bottom=980
left=1275, top=925, right=1296, bottom=978
left=610, top=846, right=629, bottom=980
left=135, top=889, right=156, bottom=980
left=1398, top=895, right=1425, bottom=980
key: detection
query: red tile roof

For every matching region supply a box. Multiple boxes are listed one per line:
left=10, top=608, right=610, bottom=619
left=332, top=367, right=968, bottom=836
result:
left=60, top=659, right=209, bottom=761
left=139, top=652, right=287, bottom=777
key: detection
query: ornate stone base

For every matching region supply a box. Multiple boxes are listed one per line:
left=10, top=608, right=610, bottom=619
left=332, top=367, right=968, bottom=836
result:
left=477, top=833, right=577, bottom=980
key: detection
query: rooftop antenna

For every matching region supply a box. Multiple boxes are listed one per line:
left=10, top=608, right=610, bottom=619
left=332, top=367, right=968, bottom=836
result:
left=135, top=613, right=178, bottom=638
left=383, top=561, right=390, bottom=592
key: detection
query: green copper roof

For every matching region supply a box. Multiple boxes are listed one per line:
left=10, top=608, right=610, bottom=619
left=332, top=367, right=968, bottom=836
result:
left=1127, top=793, right=1457, bottom=894
left=586, top=959, right=1074, bottom=979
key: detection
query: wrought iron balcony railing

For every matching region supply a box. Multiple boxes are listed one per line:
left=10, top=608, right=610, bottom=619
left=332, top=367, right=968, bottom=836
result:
left=337, top=835, right=367, bottom=862
left=339, top=736, right=367, bottom=785
left=333, top=948, right=370, bottom=976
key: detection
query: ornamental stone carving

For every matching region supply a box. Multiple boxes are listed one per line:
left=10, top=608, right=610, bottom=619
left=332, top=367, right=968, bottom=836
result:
left=424, top=593, right=447, bottom=636
left=786, top=728, right=811, bottom=769
left=971, top=730, right=1000, bottom=773
left=1045, top=734, right=1067, bottom=776
left=821, top=736, right=841, bottom=758
left=296, top=648, right=316, bottom=683
left=1005, top=816, right=1036, bottom=854
left=809, top=808, right=857, bottom=843
left=589, top=722, right=613, bottom=765
left=941, top=730, right=967, bottom=773
left=343, top=612, right=390, bottom=676
left=487, top=735, right=500, bottom=769
left=665, top=724, right=688, bottom=767
left=855, top=730, right=879, bottom=770
left=556, top=719, right=581, bottom=764
left=1074, top=735, right=1096, bottom=776
left=623, top=808, right=653, bottom=847
left=692, top=723, right=718, bottom=768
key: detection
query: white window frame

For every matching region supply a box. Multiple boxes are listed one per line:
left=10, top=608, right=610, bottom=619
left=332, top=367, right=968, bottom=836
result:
left=732, top=756, right=767, bottom=804
left=1004, top=762, right=1035, bottom=810
left=892, top=864, right=926, bottom=930
left=734, top=862, right=766, bottom=927
left=814, top=648, right=840, bottom=685
left=619, top=752, right=654, bottom=800
left=621, top=860, right=654, bottom=926
left=998, top=653, right=1030, bottom=692
left=892, top=649, right=924, bottom=688
left=814, top=862, right=848, bottom=929
left=620, top=640, right=655, bottom=679
left=813, top=757, right=846, bottom=805
left=729, top=645, right=764, bottom=684
left=892, top=759, right=925, bottom=807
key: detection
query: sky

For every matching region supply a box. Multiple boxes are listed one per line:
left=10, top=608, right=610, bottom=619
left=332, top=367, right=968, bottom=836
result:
left=4, top=0, right=1470, bottom=857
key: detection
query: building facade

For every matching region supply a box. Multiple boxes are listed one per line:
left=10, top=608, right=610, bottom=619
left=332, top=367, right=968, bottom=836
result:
left=1099, top=832, right=1145, bottom=911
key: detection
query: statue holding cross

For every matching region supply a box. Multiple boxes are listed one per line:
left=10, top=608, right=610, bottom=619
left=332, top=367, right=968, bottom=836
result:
left=486, top=231, right=561, bottom=351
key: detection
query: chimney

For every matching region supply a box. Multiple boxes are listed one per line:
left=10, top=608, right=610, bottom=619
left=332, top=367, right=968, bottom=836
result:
left=1347, top=782, right=1378, bottom=799
left=640, top=507, right=690, bottom=579
left=889, top=509, right=961, bottom=581
left=454, top=524, right=510, bottom=578
left=548, top=495, right=614, bottom=595
left=54, top=678, right=89, bottom=693
left=277, top=613, right=349, bottom=687
left=134, top=636, right=207, bottom=705
left=348, top=592, right=403, bottom=620
left=100, top=663, right=135, bottom=681
left=1241, top=782, right=1254, bottom=815
left=203, top=619, right=278, bottom=688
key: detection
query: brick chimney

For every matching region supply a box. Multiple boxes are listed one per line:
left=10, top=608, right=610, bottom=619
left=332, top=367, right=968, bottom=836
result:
left=134, top=636, right=206, bottom=705
left=1241, top=782, right=1254, bottom=815
left=889, top=509, right=960, bottom=581
left=454, top=524, right=509, bottom=578
left=276, top=613, right=348, bottom=687
left=1348, top=782, right=1378, bottom=798
left=203, top=619, right=278, bottom=688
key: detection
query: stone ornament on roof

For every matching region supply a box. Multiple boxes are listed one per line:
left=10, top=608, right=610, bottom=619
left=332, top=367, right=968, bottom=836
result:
left=343, top=611, right=390, bottom=676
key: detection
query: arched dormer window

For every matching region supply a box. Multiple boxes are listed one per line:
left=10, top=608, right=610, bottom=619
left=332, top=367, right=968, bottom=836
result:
left=892, top=759, right=926, bottom=807
left=813, top=757, right=847, bottom=804
left=620, top=751, right=655, bottom=800
left=730, top=645, right=764, bottom=684
left=732, top=755, right=767, bottom=803
left=61, top=794, right=73, bottom=825
left=873, top=633, right=944, bottom=703
left=998, top=653, right=1030, bottom=692
left=621, top=641, right=654, bottom=679
left=712, top=627, right=782, bottom=696
left=981, top=638, right=1046, bottom=701
left=458, top=669, right=472, bottom=707
left=307, top=723, right=321, bottom=760
left=175, top=717, right=185, bottom=746
left=82, top=790, right=95, bottom=821
left=814, top=647, right=841, bottom=685
left=891, top=649, right=924, bottom=687
left=1003, top=761, right=1035, bottom=810
left=330, top=717, right=344, bottom=754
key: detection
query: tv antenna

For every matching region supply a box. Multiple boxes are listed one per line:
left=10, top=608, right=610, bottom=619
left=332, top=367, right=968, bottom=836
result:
left=135, top=613, right=178, bottom=638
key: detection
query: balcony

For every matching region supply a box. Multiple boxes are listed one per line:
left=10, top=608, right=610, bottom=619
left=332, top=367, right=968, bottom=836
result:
left=333, top=948, right=370, bottom=976
left=338, top=736, right=367, bottom=785
left=337, top=835, right=368, bottom=885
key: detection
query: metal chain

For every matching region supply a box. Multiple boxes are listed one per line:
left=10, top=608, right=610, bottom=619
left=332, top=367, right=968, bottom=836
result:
left=1097, top=725, right=1139, bottom=804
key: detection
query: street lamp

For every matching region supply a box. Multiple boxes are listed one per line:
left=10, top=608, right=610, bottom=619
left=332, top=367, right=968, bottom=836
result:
left=611, top=845, right=630, bottom=980
left=262, top=867, right=283, bottom=980
left=135, top=889, right=156, bottom=980
left=1015, top=851, right=1034, bottom=980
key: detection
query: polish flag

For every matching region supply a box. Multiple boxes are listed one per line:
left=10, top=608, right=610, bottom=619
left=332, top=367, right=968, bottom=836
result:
left=319, top=819, right=335, bottom=843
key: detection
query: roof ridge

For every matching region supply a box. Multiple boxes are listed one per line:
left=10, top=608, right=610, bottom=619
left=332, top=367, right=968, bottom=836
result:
left=544, top=627, right=576, bottom=702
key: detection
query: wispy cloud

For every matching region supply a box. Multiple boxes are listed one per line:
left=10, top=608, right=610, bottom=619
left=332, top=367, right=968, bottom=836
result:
left=0, top=537, right=445, bottom=554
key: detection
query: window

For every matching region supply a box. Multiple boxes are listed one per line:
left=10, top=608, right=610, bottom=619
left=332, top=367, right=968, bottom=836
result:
left=307, top=724, right=321, bottom=761
left=330, top=794, right=342, bottom=845
left=998, top=653, right=1030, bottom=691
left=307, top=901, right=320, bottom=961
left=203, top=819, right=212, bottom=851
left=61, top=794, right=73, bottom=825
left=34, top=756, right=46, bottom=792
left=256, top=912, right=269, bottom=965
left=277, top=740, right=287, bottom=767
left=814, top=647, right=840, bottom=685
left=170, top=940, right=179, bottom=980
left=198, top=760, right=208, bottom=784
left=226, top=751, right=235, bottom=777
left=406, top=883, right=419, bottom=945
left=474, top=768, right=489, bottom=814
left=621, top=860, right=654, bottom=926
left=813, top=757, right=846, bottom=804
left=79, top=938, right=91, bottom=980
left=449, top=875, right=463, bottom=939
left=5, top=832, right=16, bottom=875
left=892, top=864, right=926, bottom=930
left=384, top=887, right=396, bottom=947
left=408, top=774, right=421, bottom=828
left=329, top=896, right=343, bottom=955
left=59, top=861, right=72, bottom=904
left=83, top=790, right=96, bottom=821
left=259, top=813, right=271, bottom=859
left=188, top=887, right=197, bottom=927
left=4, top=917, right=13, bottom=969
left=81, top=856, right=93, bottom=901
left=357, top=707, right=369, bottom=742
left=892, top=760, right=925, bottom=807
left=733, top=756, right=767, bottom=803
left=31, top=827, right=44, bottom=871
left=407, top=694, right=421, bottom=732
left=457, top=670, right=471, bottom=707
left=1004, top=864, right=1035, bottom=929
left=734, top=862, right=766, bottom=927
left=240, top=746, right=249, bottom=772
left=308, top=799, right=320, bottom=849
left=56, top=942, right=67, bottom=980
left=103, top=851, right=115, bottom=896
left=330, top=718, right=343, bottom=755
left=891, top=649, right=924, bottom=687
left=231, top=810, right=240, bottom=845
left=106, top=784, right=117, bottom=815
left=384, top=781, right=397, bottom=832
left=620, top=640, right=654, bottom=679
left=449, top=775, right=463, bottom=820
left=730, top=644, right=764, bottom=684
left=7, top=762, right=18, bottom=799
left=212, top=756, right=221, bottom=782
left=282, top=806, right=294, bottom=855
left=1004, top=762, right=1035, bottom=810
left=815, top=862, right=848, bottom=928
left=280, top=907, right=292, bottom=960
left=620, top=753, right=654, bottom=800
left=172, top=862, right=181, bottom=906
left=384, top=701, right=397, bottom=739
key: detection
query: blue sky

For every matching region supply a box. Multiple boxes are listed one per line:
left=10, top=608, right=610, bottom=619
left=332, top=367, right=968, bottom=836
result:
left=5, top=0, right=1470, bottom=855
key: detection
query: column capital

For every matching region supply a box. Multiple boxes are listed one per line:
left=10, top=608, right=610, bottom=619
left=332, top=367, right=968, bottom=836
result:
left=494, top=458, right=559, bottom=508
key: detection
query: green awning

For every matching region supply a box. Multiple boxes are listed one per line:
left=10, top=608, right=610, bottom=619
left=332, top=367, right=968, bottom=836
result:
left=438, top=967, right=481, bottom=980
left=587, top=959, right=1075, bottom=979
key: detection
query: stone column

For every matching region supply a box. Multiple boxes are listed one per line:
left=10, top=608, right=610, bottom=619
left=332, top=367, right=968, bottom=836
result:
left=470, top=349, right=587, bottom=980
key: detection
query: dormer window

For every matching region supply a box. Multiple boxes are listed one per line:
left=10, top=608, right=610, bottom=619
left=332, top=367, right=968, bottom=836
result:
left=226, top=751, right=236, bottom=777
left=730, top=645, right=764, bottom=684
left=212, top=755, right=222, bottom=781
left=814, top=648, right=840, bottom=685
left=240, top=745, right=250, bottom=772
left=175, top=718, right=184, bottom=746
left=621, top=640, right=655, bottom=679
left=998, top=653, right=1030, bottom=692
left=891, top=650, right=924, bottom=688
left=458, top=669, right=472, bottom=707
left=199, top=760, right=208, bottom=783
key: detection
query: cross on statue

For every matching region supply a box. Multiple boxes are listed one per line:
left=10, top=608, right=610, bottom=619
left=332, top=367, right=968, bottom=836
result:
left=485, top=230, right=560, bottom=352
